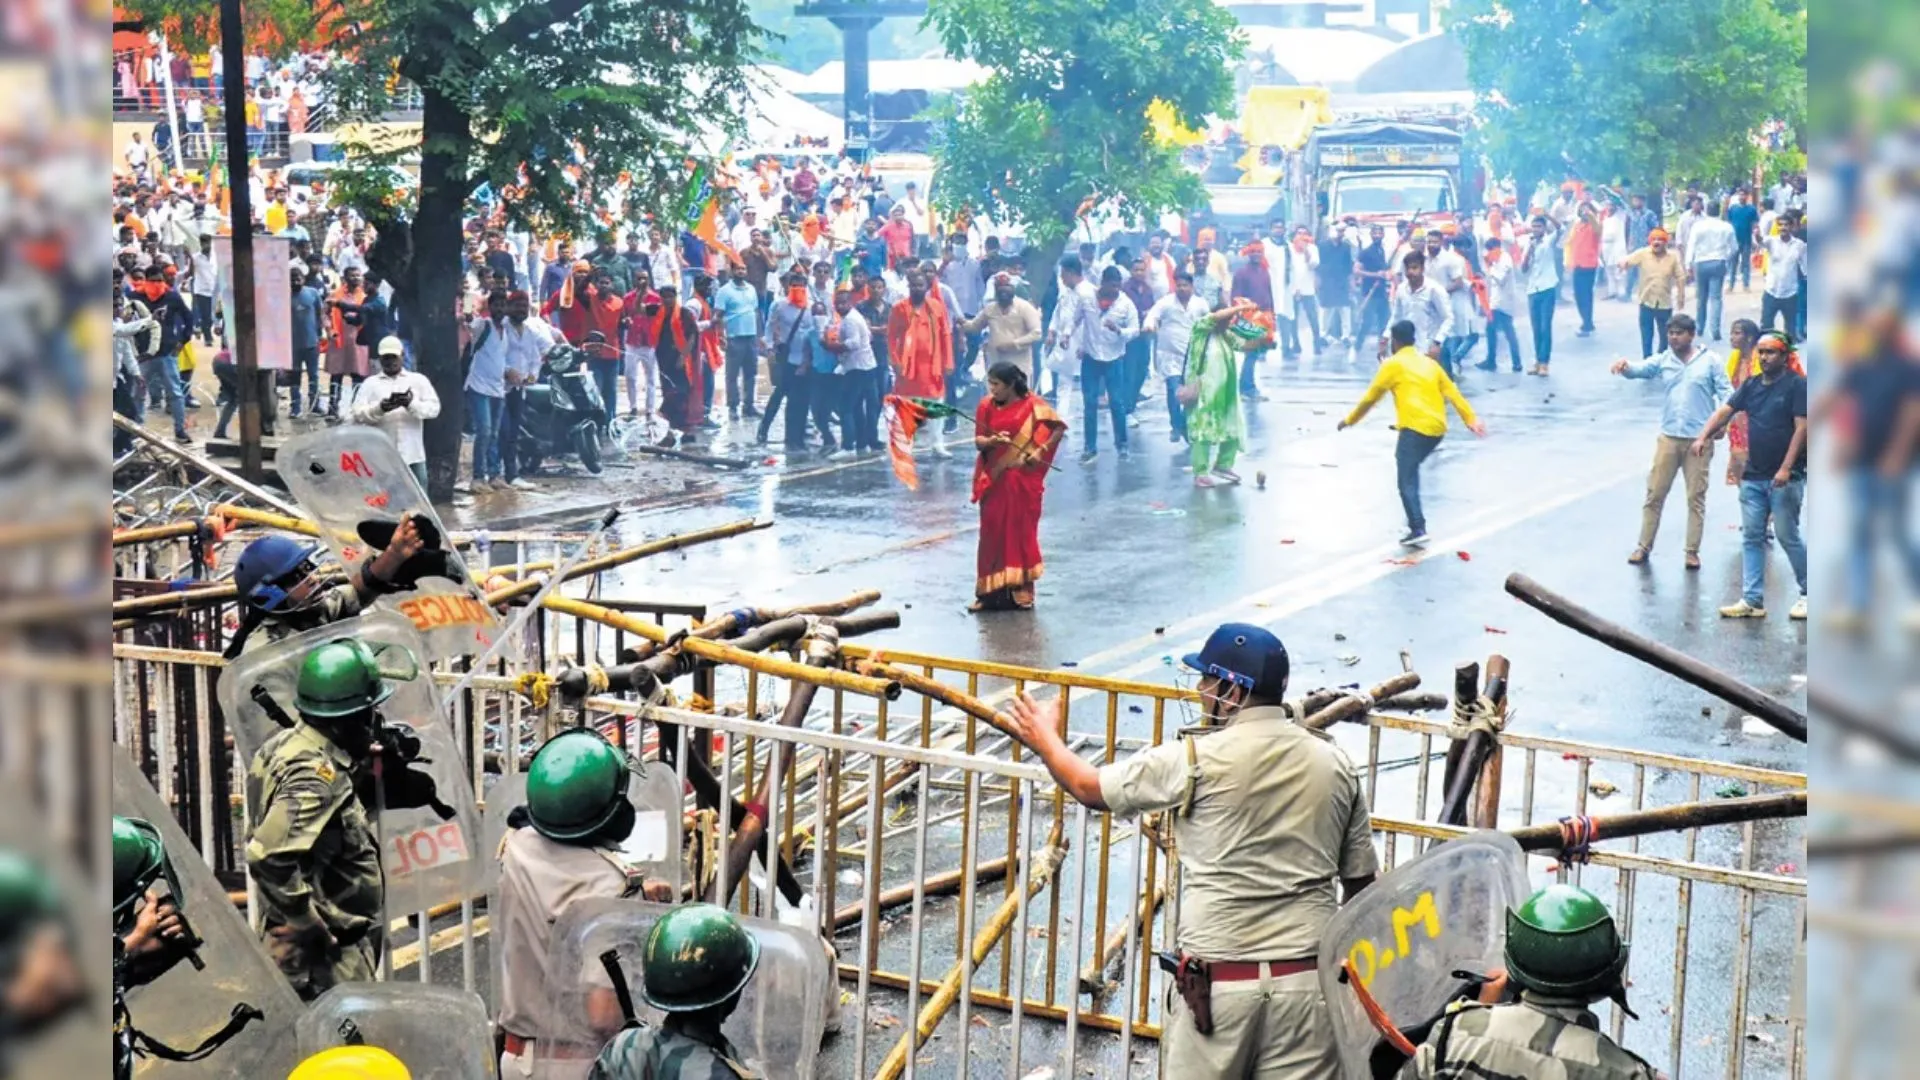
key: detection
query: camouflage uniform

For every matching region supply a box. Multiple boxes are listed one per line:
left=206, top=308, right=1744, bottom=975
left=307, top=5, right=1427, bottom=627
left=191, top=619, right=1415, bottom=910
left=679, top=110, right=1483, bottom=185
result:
left=588, top=1024, right=759, bottom=1080
left=1399, top=994, right=1658, bottom=1080
left=245, top=720, right=383, bottom=1000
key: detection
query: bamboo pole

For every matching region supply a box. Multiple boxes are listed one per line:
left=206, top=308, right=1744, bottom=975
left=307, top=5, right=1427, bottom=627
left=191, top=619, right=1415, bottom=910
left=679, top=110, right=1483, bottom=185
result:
left=1506, top=792, right=1805, bottom=852
left=482, top=519, right=771, bottom=604
left=872, top=831, right=1070, bottom=1080
left=1809, top=685, right=1920, bottom=764
left=112, top=520, right=202, bottom=545
left=114, top=416, right=304, bottom=515
left=674, top=589, right=883, bottom=644
left=1505, top=573, right=1807, bottom=742
left=851, top=658, right=1023, bottom=741
left=1302, top=672, right=1422, bottom=731
left=1439, top=656, right=1508, bottom=827
left=545, top=597, right=900, bottom=700
left=1439, top=662, right=1480, bottom=802
left=1078, top=881, right=1165, bottom=994
left=715, top=629, right=835, bottom=905
left=831, top=855, right=1015, bottom=930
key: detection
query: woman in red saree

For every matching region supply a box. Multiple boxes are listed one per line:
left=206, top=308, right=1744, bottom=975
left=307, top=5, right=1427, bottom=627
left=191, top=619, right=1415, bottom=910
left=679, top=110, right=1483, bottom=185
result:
left=970, top=362, right=1067, bottom=612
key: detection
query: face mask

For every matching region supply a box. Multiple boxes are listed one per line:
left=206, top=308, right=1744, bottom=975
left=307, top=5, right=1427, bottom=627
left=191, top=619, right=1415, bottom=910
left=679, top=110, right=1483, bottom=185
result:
left=788, top=286, right=809, bottom=307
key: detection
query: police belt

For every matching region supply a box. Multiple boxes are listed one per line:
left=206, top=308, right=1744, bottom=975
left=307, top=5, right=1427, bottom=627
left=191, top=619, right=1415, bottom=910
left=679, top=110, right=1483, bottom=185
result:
left=502, top=1032, right=597, bottom=1059
left=1205, top=957, right=1317, bottom=982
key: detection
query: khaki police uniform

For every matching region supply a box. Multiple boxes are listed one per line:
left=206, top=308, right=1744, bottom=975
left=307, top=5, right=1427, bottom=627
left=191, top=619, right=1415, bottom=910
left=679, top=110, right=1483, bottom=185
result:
left=1097, top=704, right=1379, bottom=1078
left=245, top=721, right=383, bottom=1001
left=497, top=825, right=643, bottom=1078
left=1399, top=994, right=1658, bottom=1079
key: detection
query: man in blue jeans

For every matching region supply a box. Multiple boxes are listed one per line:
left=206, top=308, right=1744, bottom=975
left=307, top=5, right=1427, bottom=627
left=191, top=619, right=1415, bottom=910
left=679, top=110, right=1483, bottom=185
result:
left=714, top=264, right=762, bottom=420
left=1518, top=215, right=1561, bottom=376
left=1077, top=266, right=1140, bottom=464
left=1831, top=311, right=1920, bottom=627
left=135, top=269, right=196, bottom=442
left=1691, top=331, right=1808, bottom=620
left=464, top=292, right=512, bottom=491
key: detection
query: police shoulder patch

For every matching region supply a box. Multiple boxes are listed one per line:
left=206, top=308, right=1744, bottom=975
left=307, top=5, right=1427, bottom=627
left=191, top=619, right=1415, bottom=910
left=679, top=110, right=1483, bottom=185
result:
left=314, top=759, right=336, bottom=784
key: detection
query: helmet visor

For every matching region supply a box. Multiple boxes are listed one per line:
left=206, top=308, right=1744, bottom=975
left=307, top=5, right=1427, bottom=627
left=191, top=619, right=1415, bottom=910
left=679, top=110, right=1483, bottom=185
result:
left=248, top=555, right=322, bottom=613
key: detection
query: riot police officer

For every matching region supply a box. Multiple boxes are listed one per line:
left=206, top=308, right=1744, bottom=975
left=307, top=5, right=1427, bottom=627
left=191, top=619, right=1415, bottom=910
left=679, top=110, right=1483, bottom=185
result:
left=289, top=1045, right=413, bottom=1080
left=113, top=815, right=185, bottom=1080
left=225, top=519, right=425, bottom=658
left=1398, top=884, right=1658, bottom=1079
left=588, top=904, right=762, bottom=1080
left=245, top=639, right=389, bottom=1000
left=1008, top=622, right=1379, bottom=1078
left=497, top=728, right=673, bottom=1078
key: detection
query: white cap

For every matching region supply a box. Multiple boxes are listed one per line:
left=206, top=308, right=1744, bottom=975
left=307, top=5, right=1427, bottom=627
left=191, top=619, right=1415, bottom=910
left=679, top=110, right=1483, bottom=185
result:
left=377, top=335, right=405, bottom=358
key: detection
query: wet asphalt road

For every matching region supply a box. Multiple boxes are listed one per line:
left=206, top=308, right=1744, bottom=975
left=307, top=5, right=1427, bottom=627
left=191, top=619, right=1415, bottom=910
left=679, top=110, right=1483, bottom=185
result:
left=411, top=288, right=1809, bottom=1078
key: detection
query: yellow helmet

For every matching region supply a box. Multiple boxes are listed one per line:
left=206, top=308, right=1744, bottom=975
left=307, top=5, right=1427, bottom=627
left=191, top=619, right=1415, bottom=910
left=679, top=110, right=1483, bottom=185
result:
left=288, top=1046, right=412, bottom=1080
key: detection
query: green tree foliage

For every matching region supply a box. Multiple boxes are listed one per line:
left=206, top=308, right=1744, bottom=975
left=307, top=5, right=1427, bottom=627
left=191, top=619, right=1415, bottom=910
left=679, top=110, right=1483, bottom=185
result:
left=123, top=0, right=763, bottom=498
left=925, top=0, right=1242, bottom=275
left=1449, top=0, right=1805, bottom=196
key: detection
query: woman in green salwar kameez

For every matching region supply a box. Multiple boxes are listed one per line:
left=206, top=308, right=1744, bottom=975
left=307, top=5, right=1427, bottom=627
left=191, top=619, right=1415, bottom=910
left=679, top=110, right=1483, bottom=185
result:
left=1180, top=302, right=1272, bottom=488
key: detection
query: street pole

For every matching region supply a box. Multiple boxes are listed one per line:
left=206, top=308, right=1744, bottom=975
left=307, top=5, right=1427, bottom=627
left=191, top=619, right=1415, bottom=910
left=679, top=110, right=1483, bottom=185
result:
left=218, top=0, right=263, bottom=480
left=157, top=35, right=186, bottom=175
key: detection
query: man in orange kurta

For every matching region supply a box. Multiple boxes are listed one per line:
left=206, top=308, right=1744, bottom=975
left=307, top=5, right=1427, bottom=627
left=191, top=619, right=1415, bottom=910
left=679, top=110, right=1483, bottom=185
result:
left=887, top=271, right=954, bottom=456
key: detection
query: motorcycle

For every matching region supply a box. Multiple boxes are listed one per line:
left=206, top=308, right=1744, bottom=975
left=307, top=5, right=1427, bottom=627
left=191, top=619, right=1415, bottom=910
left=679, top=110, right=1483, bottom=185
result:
left=516, top=342, right=607, bottom=475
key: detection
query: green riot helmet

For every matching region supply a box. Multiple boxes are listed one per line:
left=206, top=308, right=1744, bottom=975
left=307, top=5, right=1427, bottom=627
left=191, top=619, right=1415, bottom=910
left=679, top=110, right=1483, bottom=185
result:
left=1503, top=884, right=1630, bottom=999
left=293, top=639, right=395, bottom=720
left=525, top=728, right=630, bottom=843
left=0, top=850, right=57, bottom=937
left=640, top=903, right=761, bottom=1013
left=112, top=816, right=168, bottom=930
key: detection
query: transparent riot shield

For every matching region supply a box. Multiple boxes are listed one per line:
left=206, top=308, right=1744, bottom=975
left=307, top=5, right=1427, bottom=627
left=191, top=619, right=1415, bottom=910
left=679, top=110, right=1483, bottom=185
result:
left=297, top=982, right=497, bottom=1080
left=277, top=426, right=501, bottom=660
left=539, top=898, right=831, bottom=1078
left=478, top=758, right=685, bottom=895
left=1317, top=831, right=1531, bottom=1080
left=110, top=746, right=306, bottom=1080
left=217, top=610, right=483, bottom=916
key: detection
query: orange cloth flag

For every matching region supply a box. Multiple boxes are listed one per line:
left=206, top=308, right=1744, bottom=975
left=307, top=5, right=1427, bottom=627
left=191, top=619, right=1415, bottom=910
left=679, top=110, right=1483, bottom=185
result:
left=885, top=395, right=928, bottom=490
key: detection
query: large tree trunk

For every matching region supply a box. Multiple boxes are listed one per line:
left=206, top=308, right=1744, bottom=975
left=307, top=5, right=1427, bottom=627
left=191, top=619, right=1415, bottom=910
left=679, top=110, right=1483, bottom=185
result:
left=414, top=81, right=474, bottom=503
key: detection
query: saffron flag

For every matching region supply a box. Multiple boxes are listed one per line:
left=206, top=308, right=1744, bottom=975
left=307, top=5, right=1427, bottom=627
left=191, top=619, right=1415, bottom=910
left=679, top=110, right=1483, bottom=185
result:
left=885, top=395, right=927, bottom=490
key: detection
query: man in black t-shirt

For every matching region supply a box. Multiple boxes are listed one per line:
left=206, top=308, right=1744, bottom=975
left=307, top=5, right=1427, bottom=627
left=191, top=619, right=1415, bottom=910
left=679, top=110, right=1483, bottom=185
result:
left=1831, top=312, right=1920, bottom=625
left=1693, top=330, right=1808, bottom=620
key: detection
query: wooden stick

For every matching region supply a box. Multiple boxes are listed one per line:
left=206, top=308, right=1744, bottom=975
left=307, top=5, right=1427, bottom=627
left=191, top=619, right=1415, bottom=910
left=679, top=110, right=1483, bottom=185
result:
left=715, top=630, right=835, bottom=904
left=627, top=443, right=759, bottom=469
left=851, top=659, right=1024, bottom=741
left=482, top=519, right=771, bottom=605
left=1302, top=672, right=1421, bottom=731
left=546, top=597, right=901, bottom=699
left=873, top=835, right=1070, bottom=1080
left=1439, top=656, right=1508, bottom=827
left=1809, top=685, right=1920, bottom=764
left=830, top=855, right=1015, bottom=931
left=1505, top=573, right=1807, bottom=742
left=1078, top=881, right=1165, bottom=995
left=675, top=590, right=883, bottom=644
left=1505, top=792, right=1805, bottom=852
left=1439, top=661, right=1480, bottom=802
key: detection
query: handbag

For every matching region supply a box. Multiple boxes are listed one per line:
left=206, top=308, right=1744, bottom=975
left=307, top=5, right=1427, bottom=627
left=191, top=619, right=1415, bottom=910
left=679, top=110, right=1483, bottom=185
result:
left=1042, top=341, right=1076, bottom=376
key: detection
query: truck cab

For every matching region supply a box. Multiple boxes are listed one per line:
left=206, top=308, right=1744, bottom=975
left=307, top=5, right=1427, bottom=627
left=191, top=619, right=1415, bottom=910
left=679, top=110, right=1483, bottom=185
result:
left=1300, top=120, right=1471, bottom=234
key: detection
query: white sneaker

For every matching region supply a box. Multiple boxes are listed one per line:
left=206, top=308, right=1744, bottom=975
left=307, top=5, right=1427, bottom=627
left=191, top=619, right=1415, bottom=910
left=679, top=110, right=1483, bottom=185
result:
left=828, top=449, right=856, bottom=462
left=1788, top=595, right=1807, bottom=621
left=509, top=478, right=537, bottom=491
left=1719, top=599, right=1766, bottom=619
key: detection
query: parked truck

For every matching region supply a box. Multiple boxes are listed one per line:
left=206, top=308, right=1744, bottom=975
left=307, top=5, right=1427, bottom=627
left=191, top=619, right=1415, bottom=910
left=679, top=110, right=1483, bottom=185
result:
left=1289, top=120, right=1476, bottom=234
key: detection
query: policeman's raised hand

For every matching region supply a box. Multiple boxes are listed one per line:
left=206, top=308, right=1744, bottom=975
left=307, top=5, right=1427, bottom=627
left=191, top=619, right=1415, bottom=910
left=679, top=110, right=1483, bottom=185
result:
left=1007, top=691, right=1063, bottom=752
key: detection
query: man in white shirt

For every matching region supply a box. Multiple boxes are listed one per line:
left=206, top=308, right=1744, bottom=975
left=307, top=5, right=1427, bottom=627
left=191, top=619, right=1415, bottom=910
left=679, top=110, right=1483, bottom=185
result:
left=823, top=287, right=880, bottom=458
left=182, top=92, right=207, bottom=157
left=1258, top=219, right=1301, bottom=356
left=1288, top=225, right=1323, bottom=355
left=350, top=336, right=441, bottom=488
left=1142, top=232, right=1179, bottom=303
left=1518, top=214, right=1562, bottom=374
left=1076, top=265, right=1139, bottom=463
left=1475, top=237, right=1525, bottom=373
left=1423, top=231, right=1470, bottom=376
left=728, top=205, right=759, bottom=256
left=1684, top=199, right=1738, bottom=342
left=1142, top=270, right=1212, bottom=443
left=500, top=290, right=557, bottom=488
left=1387, top=250, right=1453, bottom=362
left=1044, top=254, right=1096, bottom=404
left=1674, top=194, right=1703, bottom=263
left=1761, top=213, right=1807, bottom=343
left=898, top=181, right=930, bottom=236
left=124, top=132, right=152, bottom=181
left=185, top=235, right=219, bottom=346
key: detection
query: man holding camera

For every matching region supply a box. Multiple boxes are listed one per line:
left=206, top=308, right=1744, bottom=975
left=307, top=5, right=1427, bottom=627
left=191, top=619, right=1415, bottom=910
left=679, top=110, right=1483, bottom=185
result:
left=350, top=336, right=441, bottom=489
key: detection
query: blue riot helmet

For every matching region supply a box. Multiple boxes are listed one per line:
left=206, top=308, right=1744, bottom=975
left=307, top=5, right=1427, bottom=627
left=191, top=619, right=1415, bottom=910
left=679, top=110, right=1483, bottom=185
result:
left=231, top=534, right=325, bottom=614
left=1182, top=622, right=1290, bottom=699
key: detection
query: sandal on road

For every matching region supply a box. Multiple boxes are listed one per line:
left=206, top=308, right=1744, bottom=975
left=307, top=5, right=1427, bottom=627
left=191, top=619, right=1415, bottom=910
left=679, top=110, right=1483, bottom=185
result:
left=1626, top=548, right=1649, bottom=565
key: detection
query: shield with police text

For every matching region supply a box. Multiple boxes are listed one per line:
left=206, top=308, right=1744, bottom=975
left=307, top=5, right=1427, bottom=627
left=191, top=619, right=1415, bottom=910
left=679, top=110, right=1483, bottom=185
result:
left=277, top=426, right=501, bottom=660
left=297, top=982, right=497, bottom=1080
left=1316, top=831, right=1531, bottom=1080
left=537, top=898, right=832, bottom=1076
left=111, top=746, right=305, bottom=1080
left=217, top=610, right=483, bottom=916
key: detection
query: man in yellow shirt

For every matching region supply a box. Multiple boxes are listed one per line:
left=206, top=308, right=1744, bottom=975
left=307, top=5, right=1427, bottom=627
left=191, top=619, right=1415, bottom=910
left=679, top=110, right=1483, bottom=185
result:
left=1338, top=319, right=1487, bottom=546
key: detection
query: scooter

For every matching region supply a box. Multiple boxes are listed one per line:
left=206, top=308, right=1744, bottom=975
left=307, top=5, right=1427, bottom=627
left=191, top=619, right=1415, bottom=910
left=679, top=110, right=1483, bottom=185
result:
left=515, top=343, right=607, bottom=475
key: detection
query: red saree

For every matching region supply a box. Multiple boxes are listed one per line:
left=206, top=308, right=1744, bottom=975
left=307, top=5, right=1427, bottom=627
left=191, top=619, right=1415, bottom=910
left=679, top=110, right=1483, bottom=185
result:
left=971, top=393, right=1067, bottom=608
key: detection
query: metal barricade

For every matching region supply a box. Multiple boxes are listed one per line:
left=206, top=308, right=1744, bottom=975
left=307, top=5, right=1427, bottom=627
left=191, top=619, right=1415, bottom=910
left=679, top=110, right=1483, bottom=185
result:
left=109, top=640, right=1807, bottom=1079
